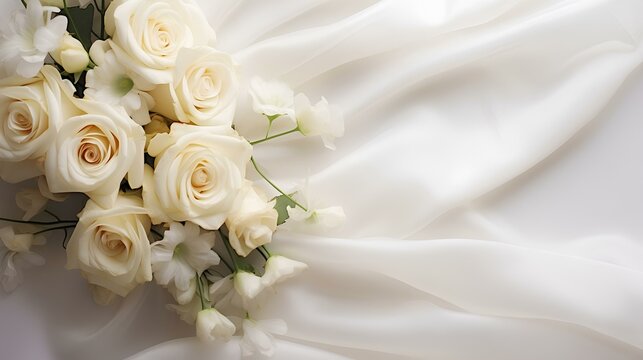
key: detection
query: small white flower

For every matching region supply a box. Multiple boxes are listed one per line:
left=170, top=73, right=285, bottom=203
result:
left=0, top=0, right=67, bottom=78
left=0, top=226, right=45, bottom=292
left=50, top=32, right=89, bottom=74
left=15, top=188, right=48, bottom=221
left=86, top=41, right=154, bottom=125
left=249, top=77, right=295, bottom=119
left=284, top=185, right=345, bottom=233
left=151, top=222, right=220, bottom=304
left=240, top=318, right=287, bottom=357
left=167, top=295, right=203, bottom=325
left=287, top=206, right=346, bottom=229
left=208, top=273, right=244, bottom=314
left=294, top=93, right=344, bottom=150
left=262, top=255, right=307, bottom=288
left=234, top=271, right=265, bottom=301
left=196, top=308, right=236, bottom=342
left=166, top=277, right=197, bottom=305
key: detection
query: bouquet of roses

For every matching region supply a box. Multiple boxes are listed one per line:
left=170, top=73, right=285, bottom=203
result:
left=0, top=0, right=344, bottom=355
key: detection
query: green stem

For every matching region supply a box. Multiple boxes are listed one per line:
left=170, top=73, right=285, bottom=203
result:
left=250, top=127, right=299, bottom=145
left=257, top=246, right=268, bottom=260
left=260, top=245, right=272, bottom=258
left=195, top=273, right=207, bottom=310
left=100, top=0, right=105, bottom=39
left=264, top=120, right=274, bottom=138
left=222, top=237, right=239, bottom=271
left=34, top=224, right=77, bottom=235
left=250, top=157, right=308, bottom=211
left=219, top=255, right=234, bottom=272
left=63, top=0, right=86, bottom=49
left=0, top=217, right=76, bottom=226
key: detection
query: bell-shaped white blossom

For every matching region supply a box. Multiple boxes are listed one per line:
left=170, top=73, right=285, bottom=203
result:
left=167, top=295, right=203, bottom=325
left=233, top=271, right=265, bottom=301
left=294, top=93, right=344, bottom=150
left=151, top=222, right=220, bottom=304
left=0, top=0, right=67, bottom=78
left=0, top=226, right=45, bottom=292
left=240, top=318, right=287, bottom=357
left=85, top=41, right=154, bottom=125
left=196, top=308, right=236, bottom=342
left=262, top=255, right=308, bottom=288
left=207, top=273, right=246, bottom=316
left=249, top=77, right=295, bottom=120
left=287, top=206, right=346, bottom=230
left=284, top=185, right=345, bottom=233
left=50, top=32, right=89, bottom=74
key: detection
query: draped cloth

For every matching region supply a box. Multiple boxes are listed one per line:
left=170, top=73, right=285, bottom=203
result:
left=2, top=0, right=643, bottom=359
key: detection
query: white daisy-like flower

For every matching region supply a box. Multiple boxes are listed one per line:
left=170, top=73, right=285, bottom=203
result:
left=150, top=222, right=220, bottom=304
left=85, top=41, right=154, bottom=125
left=0, top=226, right=45, bottom=292
left=240, top=317, right=287, bottom=357
left=262, top=255, right=307, bottom=288
left=294, top=93, right=344, bottom=150
left=0, top=0, right=67, bottom=78
left=249, top=77, right=295, bottom=120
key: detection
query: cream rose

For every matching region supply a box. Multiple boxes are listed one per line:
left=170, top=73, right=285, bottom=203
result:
left=66, top=193, right=152, bottom=298
left=143, top=123, right=252, bottom=230
left=0, top=65, right=78, bottom=183
left=44, top=98, right=145, bottom=208
left=105, top=0, right=216, bottom=85
left=226, top=182, right=278, bottom=257
left=150, top=47, right=238, bottom=126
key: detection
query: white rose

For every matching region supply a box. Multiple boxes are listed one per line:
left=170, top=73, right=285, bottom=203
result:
left=105, top=0, right=216, bottom=85
left=66, top=193, right=152, bottom=297
left=44, top=98, right=145, bottom=208
left=143, top=123, right=252, bottom=230
left=0, top=65, right=78, bottom=183
left=51, top=32, right=90, bottom=74
left=150, top=47, right=238, bottom=126
left=226, top=182, right=277, bottom=257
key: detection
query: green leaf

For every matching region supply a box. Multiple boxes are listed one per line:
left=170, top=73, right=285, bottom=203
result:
left=64, top=4, right=95, bottom=51
left=273, top=194, right=297, bottom=225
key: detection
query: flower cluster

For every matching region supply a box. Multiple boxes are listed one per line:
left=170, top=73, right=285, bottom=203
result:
left=0, top=0, right=344, bottom=356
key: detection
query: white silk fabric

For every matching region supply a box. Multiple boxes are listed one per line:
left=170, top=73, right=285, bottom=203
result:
left=2, top=0, right=643, bottom=359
